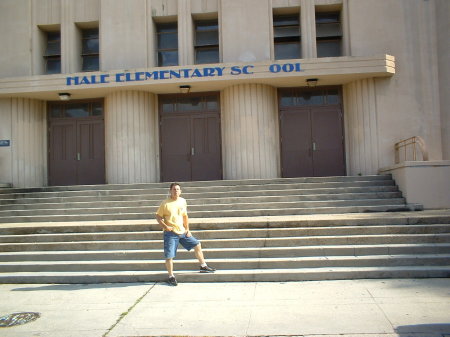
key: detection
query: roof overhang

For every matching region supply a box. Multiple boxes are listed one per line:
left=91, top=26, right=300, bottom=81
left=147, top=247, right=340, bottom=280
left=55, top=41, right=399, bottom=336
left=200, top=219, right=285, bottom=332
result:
left=0, top=54, right=395, bottom=101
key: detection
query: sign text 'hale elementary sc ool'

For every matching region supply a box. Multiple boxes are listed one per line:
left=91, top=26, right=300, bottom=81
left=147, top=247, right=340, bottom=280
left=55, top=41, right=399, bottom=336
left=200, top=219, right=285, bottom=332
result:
left=65, top=63, right=302, bottom=86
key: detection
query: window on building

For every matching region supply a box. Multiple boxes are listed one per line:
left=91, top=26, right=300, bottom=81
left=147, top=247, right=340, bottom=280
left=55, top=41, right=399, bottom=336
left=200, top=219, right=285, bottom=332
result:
left=44, top=31, right=61, bottom=74
left=273, top=14, right=301, bottom=60
left=156, top=22, right=178, bottom=67
left=279, top=88, right=341, bottom=107
left=81, top=28, right=99, bottom=71
left=195, top=20, right=219, bottom=64
left=315, top=12, right=342, bottom=57
left=49, top=100, right=103, bottom=119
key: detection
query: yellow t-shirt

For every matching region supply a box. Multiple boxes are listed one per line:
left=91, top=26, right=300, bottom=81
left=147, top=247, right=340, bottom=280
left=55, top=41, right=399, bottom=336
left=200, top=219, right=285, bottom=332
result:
left=156, top=197, right=187, bottom=234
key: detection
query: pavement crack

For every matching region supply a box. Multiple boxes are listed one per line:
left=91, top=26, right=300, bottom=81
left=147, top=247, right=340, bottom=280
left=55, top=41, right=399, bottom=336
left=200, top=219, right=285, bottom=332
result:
left=366, top=286, right=396, bottom=333
left=245, top=282, right=258, bottom=336
left=103, top=282, right=157, bottom=337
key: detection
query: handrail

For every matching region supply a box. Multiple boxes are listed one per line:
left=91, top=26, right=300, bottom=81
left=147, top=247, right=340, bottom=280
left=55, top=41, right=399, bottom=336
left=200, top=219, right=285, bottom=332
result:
left=394, top=136, right=429, bottom=164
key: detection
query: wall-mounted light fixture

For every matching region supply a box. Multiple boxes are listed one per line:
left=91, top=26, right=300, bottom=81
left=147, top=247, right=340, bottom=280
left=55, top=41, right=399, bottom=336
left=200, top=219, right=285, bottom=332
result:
left=179, top=85, right=191, bottom=94
left=58, top=93, right=71, bottom=101
left=306, top=78, right=318, bottom=88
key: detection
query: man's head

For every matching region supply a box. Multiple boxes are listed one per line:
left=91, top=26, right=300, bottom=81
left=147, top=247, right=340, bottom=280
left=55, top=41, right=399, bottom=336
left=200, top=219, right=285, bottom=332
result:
left=169, top=183, right=181, bottom=200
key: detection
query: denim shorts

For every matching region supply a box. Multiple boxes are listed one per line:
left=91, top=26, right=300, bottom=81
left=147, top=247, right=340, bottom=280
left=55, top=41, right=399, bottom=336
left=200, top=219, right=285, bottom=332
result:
left=163, top=231, right=200, bottom=259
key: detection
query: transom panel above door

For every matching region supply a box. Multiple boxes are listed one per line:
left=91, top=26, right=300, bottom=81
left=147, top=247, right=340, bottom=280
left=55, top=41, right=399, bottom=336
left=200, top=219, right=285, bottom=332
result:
left=279, top=87, right=345, bottom=177
left=159, top=93, right=222, bottom=182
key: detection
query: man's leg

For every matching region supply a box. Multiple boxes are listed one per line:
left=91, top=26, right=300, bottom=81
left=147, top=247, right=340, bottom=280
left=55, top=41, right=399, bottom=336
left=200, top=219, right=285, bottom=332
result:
left=165, top=258, right=174, bottom=276
left=194, top=243, right=206, bottom=265
left=180, top=235, right=215, bottom=273
left=164, top=232, right=179, bottom=285
left=194, top=243, right=216, bottom=273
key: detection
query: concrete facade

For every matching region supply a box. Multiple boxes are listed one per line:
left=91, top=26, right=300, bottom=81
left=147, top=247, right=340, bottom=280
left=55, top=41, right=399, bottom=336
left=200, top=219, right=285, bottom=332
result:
left=0, top=0, right=448, bottom=189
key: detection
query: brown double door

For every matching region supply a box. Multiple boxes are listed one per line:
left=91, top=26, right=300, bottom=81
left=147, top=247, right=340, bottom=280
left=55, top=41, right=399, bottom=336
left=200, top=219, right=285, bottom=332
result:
left=48, top=101, right=105, bottom=186
left=279, top=88, right=345, bottom=177
left=159, top=93, right=222, bottom=182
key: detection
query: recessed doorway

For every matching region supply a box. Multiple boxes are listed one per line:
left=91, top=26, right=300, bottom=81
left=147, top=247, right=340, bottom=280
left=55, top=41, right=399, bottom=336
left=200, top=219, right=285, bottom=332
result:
left=47, top=100, right=105, bottom=186
left=159, top=93, right=222, bottom=182
left=279, top=87, right=345, bottom=177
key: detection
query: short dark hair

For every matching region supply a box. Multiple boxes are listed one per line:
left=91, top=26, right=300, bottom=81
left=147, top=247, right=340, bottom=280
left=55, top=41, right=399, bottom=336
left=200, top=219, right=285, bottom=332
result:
left=169, top=182, right=181, bottom=190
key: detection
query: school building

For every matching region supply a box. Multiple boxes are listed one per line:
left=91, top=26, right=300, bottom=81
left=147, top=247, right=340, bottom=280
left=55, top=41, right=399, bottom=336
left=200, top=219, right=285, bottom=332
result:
left=0, top=0, right=448, bottom=207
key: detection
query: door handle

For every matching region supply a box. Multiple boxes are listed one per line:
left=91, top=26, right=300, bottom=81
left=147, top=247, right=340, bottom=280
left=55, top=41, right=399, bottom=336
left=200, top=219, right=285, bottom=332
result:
left=312, top=142, right=317, bottom=151
left=191, top=147, right=195, bottom=156
left=77, top=153, right=81, bottom=161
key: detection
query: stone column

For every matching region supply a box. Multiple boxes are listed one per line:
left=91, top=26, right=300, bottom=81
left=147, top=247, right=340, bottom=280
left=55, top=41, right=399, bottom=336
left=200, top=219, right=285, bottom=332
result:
left=105, top=91, right=159, bottom=183
left=10, top=98, right=47, bottom=187
left=178, top=0, right=194, bottom=66
left=221, top=83, right=280, bottom=180
left=300, top=0, right=316, bottom=58
left=343, top=79, right=379, bottom=175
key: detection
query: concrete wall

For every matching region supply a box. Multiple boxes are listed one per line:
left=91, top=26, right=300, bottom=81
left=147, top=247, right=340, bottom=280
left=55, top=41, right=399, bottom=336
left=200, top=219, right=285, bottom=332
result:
left=0, top=0, right=448, bottom=186
left=380, top=161, right=450, bottom=209
left=348, top=0, right=442, bottom=168
left=0, top=98, right=47, bottom=188
left=0, top=0, right=32, bottom=77
left=220, top=0, right=272, bottom=63
left=101, top=0, right=149, bottom=71
left=0, top=99, right=13, bottom=184
left=436, top=0, right=450, bottom=160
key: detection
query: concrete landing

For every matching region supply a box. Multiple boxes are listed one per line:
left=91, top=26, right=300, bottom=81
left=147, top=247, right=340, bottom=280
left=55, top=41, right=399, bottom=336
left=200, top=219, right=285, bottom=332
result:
left=0, top=278, right=449, bottom=337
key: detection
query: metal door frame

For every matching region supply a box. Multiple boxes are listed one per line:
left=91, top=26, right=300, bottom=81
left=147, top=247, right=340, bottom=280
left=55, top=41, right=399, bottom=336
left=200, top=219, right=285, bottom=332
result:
left=158, top=92, right=223, bottom=182
left=278, top=86, right=346, bottom=177
left=47, top=99, right=105, bottom=186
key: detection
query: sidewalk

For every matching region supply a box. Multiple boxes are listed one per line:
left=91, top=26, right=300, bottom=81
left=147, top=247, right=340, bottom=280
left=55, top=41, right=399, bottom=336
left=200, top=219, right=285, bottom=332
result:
left=0, top=278, right=449, bottom=337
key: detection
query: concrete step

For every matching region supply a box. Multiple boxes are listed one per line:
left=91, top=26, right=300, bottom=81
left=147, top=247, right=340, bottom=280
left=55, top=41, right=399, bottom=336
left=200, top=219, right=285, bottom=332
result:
left=0, top=266, right=448, bottom=284
left=0, top=175, right=393, bottom=194
left=0, top=180, right=396, bottom=202
left=0, top=186, right=400, bottom=205
left=0, top=198, right=407, bottom=216
left=0, top=191, right=403, bottom=210
left=0, top=172, right=444, bottom=284
left=0, top=254, right=448, bottom=273
left=0, top=175, right=412, bottom=223
left=1, top=224, right=449, bottom=243
left=1, top=211, right=449, bottom=234
left=0, top=203, right=423, bottom=223
left=1, top=233, right=448, bottom=252
left=1, top=243, right=449, bottom=261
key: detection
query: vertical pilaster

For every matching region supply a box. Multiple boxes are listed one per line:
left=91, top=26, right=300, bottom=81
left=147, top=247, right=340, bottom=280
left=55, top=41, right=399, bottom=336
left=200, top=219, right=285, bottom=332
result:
left=147, top=0, right=156, bottom=67
left=344, top=79, right=379, bottom=175
left=300, top=0, right=316, bottom=58
left=105, top=91, right=159, bottom=183
left=11, top=98, right=47, bottom=187
left=221, top=84, right=280, bottom=180
left=178, top=0, right=194, bottom=66
left=61, top=0, right=80, bottom=73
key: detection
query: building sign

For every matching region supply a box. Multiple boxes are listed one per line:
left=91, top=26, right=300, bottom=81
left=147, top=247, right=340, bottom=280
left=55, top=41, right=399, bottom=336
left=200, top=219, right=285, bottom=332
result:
left=66, top=62, right=301, bottom=86
left=0, top=140, right=10, bottom=147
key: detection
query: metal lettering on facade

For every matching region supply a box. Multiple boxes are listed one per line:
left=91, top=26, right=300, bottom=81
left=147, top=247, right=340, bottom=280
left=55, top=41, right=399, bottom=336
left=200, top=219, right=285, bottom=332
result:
left=66, top=63, right=301, bottom=86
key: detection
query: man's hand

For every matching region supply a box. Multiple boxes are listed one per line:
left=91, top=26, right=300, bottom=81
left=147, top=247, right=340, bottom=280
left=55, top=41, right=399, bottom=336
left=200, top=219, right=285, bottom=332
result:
left=186, top=230, right=192, bottom=237
left=156, top=215, right=174, bottom=232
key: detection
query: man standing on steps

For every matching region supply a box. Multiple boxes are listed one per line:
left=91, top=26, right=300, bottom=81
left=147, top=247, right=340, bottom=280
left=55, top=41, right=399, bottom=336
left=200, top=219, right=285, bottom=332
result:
left=156, top=182, right=216, bottom=286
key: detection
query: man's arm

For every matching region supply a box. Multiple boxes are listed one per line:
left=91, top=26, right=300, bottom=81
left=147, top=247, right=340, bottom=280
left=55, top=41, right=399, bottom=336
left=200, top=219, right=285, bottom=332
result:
left=183, top=214, right=191, bottom=237
left=156, top=214, right=173, bottom=231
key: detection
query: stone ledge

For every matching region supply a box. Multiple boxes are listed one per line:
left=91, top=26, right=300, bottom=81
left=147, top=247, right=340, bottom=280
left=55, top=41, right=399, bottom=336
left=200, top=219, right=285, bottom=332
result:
left=379, top=160, right=450, bottom=209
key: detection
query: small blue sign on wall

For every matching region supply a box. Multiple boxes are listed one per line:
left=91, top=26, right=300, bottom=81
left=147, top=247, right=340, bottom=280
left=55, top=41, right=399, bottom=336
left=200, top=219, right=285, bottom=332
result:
left=0, top=140, right=11, bottom=147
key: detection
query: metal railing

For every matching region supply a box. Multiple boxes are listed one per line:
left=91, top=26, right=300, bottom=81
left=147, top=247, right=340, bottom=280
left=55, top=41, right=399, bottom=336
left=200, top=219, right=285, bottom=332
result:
left=394, top=136, right=429, bottom=164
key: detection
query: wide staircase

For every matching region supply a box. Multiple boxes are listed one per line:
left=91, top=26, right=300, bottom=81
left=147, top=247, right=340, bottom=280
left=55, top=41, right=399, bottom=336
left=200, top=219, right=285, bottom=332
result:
left=0, top=174, right=449, bottom=283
